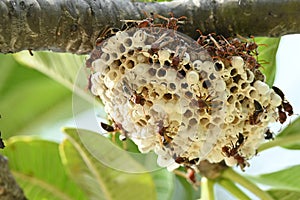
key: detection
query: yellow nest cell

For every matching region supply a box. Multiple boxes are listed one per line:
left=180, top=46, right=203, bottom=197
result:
left=88, top=26, right=282, bottom=171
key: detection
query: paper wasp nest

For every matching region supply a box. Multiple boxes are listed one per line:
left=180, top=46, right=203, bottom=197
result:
left=87, top=25, right=287, bottom=171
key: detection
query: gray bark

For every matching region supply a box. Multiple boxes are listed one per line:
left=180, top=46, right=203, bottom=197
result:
left=0, top=155, right=27, bottom=200
left=0, top=0, right=300, bottom=54
left=0, top=0, right=299, bottom=54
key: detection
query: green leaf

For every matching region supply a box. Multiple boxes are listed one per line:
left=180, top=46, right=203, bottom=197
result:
left=60, top=127, right=156, bottom=200
left=13, top=51, right=85, bottom=91
left=151, top=169, right=175, bottom=200
left=268, top=189, right=300, bottom=200
left=171, top=172, right=200, bottom=200
left=0, top=54, right=79, bottom=138
left=247, top=165, right=300, bottom=192
left=276, top=117, right=300, bottom=149
left=1, top=136, right=87, bottom=200
left=256, top=37, right=280, bottom=86
left=13, top=51, right=95, bottom=104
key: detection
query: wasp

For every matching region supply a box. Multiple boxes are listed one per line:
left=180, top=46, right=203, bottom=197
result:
left=191, top=92, right=220, bottom=113
left=95, top=26, right=120, bottom=47
left=170, top=46, right=188, bottom=70
left=264, top=128, right=274, bottom=140
left=122, top=81, right=146, bottom=106
left=120, top=11, right=154, bottom=30
left=100, top=122, right=115, bottom=132
left=249, top=100, right=264, bottom=125
left=174, top=155, right=199, bottom=165
left=222, top=133, right=248, bottom=171
left=235, top=132, right=247, bottom=146
left=222, top=135, right=241, bottom=158
left=272, top=86, right=294, bottom=123
left=155, top=12, right=187, bottom=30
left=100, top=121, right=128, bottom=145
left=156, top=120, right=173, bottom=146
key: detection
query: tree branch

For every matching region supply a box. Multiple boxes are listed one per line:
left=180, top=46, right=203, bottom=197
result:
left=0, top=0, right=299, bottom=54
left=0, top=155, right=27, bottom=200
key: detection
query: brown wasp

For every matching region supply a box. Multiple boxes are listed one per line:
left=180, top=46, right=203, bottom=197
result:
left=174, top=155, right=199, bottom=165
left=169, top=46, right=188, bottom=70
left=272, top=86, right=294, bottom=123
left=155, top=12, right=187, bottom=30
left=122, top=81, right=146, bottom=106
left=156, top=120, right=173, bottom=146
left=222, top=133, right=249, bottom=171
left=100, top=122, right=115, bottom=132
left=100, top=121, right=128, bottom=143
left=222, top=133, right=245, bottom=157
left=120, top=11, right=154, bottom=30
left=264, top=128, right=274, bottom=140
left=95, top=26, right=120, bottom=47
left=191, top=92, right=220, bottom=113
left=249, top=100, right=264, bottom=125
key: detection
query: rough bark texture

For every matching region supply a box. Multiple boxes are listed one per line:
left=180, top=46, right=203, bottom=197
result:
left=0, top=0, right=299, bottom=54
left=0, top=155, right=27, bottom=200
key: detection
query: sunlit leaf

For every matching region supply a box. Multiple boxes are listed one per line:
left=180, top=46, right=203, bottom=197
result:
left=0, top=54, right=78, bottom=138
left=247, top=165, right=300, bottom=192
left=1, top=136, right=87, bottom=200
left=277, top=117, right=300, bottom=149
left=268, top=189, right=300, bottom=200
left=60, top=128, right=156, bottom=200
left=13, top=51, right=95, bottom=104
left=256, top=37, right=280, bottom=86
left=13, top=51, right=85, bottom=91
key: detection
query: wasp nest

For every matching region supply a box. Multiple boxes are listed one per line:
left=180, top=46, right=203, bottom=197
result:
left=87, top=24, right=291, bottom=171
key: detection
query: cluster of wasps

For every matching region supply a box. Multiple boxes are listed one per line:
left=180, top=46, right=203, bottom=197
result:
left=194, top=29, right=294, bottom=170
left=93, top=12, right=294, bottom=180
left=189, top=17, right=295, bottom=168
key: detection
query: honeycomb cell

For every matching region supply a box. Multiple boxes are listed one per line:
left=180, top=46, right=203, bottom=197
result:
left=132, top=30, right=147, bottom=44
left=123, top=38, right=133, bottom=48
left=182, top=52, right=190, bottom=65
left=125, top=59, right=135, bottom=69
left=253, top=80, right=270, bottom=95
left=231, top=56, right=244, bottom=69
left=136, top=54, right=147, bottom=63
left=148, top=67, right=157, bottom=76
left=192, top=60, right=203, bottom=71
left=245, top=69, right=255, bottom=83
left=157, top=68, right=167, bottom=78
left=186, top=71, right=200, bottom=85
left=270, top=91, right=282, bottom=107
left=213, top=79, right=226, bottom=92
left=158, top=49, right=171, bottom=62
left=214, top=61, right=224, bottom=72
left=249, top=89, right=259, bottom=99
